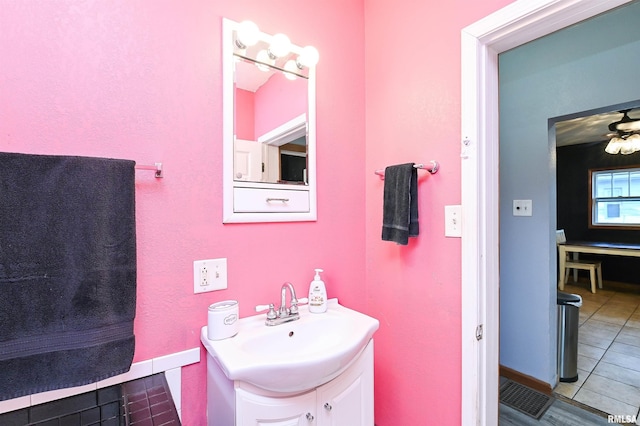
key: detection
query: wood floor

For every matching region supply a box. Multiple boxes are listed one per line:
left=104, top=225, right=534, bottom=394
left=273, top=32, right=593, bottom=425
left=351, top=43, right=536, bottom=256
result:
left=499, top=397, right=609, bottom=425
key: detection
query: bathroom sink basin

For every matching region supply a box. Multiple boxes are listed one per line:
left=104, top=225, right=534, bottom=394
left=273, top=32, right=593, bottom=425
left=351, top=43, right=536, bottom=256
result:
left=201, top=299, right=379, bottom=393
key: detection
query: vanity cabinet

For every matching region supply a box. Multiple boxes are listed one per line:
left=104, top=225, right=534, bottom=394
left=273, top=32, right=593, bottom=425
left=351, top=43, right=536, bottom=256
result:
left=236, top=388, right=316, bottom=426
left=316, top=341, right=374, bottom=426
left=207, top=340, right=374, bottom=426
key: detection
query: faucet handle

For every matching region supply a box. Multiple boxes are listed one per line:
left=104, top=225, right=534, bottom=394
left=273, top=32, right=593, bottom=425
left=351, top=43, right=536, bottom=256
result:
left=255, top=303, right=277, bottom=320
left=289, top=297, right=308, bottom=314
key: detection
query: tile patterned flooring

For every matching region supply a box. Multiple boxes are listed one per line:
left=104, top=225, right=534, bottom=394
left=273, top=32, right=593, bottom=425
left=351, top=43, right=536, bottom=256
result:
left=555, top=283, right=640, bottom=422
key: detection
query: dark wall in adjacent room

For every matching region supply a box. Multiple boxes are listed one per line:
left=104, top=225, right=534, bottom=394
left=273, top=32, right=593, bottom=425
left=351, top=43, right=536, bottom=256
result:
left=557, top=141, right=640, bottom=284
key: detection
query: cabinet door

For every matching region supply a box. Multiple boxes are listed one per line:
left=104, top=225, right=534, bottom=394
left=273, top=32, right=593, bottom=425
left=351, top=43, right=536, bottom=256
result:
left=236, top=388, right=317, bottom=426
left=317, top=341, right=374, bottom=426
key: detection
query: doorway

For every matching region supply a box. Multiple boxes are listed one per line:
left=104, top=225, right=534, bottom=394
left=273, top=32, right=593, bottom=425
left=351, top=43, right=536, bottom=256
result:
left=460, top=0, right=636, bottom=424
left=553, top=105, right=640, bottom=414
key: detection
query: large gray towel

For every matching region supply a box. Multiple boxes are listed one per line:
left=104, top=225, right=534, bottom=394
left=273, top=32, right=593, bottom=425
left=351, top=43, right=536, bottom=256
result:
left=0, top=152, right=136, bottom=401
left=381, top=163, right=419, bottom=245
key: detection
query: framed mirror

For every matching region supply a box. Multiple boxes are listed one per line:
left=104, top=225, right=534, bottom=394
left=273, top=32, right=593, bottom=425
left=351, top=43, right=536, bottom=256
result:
left=222, top=19, right=318, bottom=223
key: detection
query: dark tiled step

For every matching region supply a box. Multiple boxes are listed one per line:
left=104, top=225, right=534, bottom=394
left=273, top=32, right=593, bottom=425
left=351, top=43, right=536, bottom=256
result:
left=0, top=373, right=180, bottom=426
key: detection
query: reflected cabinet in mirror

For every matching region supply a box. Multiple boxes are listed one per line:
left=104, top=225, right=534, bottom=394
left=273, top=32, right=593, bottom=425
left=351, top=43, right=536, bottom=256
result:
left=222, top=19, right=319, bottom=223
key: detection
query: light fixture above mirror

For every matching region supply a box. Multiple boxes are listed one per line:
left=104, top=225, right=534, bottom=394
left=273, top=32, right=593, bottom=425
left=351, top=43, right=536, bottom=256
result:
left=222, top=18, right=319, bottom=223
left=232, top=20, right=319, bottom=81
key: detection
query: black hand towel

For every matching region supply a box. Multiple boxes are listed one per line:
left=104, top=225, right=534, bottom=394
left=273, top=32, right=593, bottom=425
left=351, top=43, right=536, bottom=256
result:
left=0, top=152, right=136, bottom=401
left=381, top=163, right=419, bottom=245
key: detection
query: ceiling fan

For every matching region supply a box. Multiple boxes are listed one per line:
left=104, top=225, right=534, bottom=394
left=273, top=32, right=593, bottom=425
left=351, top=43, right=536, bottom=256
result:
left=604, top=109, right=640, bottom=154
left=607, top=109, right=640, bottom=135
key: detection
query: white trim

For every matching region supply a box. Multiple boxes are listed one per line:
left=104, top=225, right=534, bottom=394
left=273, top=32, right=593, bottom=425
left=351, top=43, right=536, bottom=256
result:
left=165, top=367, right=184, bottom=421
left=0, top=347, right=200, bottom=414
left=257, top=113, right=307, bottom=146
left=460, top=0, right=630, bottom=424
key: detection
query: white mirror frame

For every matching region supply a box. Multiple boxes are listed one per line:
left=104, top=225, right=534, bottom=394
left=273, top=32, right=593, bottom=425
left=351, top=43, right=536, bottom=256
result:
left=222, top=18, right=317, bottom=223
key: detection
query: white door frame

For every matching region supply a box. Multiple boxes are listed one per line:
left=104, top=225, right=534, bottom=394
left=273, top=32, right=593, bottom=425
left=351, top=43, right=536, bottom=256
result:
left=459, top=0, right=631, bottom=424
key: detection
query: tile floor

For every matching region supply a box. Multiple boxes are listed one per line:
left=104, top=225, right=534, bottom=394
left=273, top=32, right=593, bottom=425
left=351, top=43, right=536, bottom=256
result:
left=555, top=282, right=640, bottom=421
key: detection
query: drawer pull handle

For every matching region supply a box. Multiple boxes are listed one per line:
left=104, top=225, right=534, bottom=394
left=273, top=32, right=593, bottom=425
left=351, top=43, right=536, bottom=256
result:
left=266, top=197, right=290, bottom=203
left=306, top=412, right=314, bottom=421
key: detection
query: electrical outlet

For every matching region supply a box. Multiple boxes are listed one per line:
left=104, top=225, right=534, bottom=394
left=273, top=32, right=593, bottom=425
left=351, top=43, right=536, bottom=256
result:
left=194, top=258, right=227, bottom=294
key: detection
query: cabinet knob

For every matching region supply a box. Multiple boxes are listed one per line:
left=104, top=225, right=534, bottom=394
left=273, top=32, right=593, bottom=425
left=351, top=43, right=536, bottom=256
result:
left=306, top=412, right=314, bottom=421
left=324, top=402, right=332, bottom=411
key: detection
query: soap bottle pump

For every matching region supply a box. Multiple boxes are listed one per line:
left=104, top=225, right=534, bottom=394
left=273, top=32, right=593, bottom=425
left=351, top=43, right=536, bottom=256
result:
left=308, top=268, right=327, bottom=313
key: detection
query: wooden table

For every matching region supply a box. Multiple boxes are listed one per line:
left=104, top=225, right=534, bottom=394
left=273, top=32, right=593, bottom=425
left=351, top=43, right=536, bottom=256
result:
left=558, top=241, right=640, bottom=290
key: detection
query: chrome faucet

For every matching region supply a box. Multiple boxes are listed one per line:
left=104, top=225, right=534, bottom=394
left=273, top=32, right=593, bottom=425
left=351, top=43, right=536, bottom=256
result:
left=255, top=282, right=307, bottom=326
left=279, top=282, right=297, bottom=317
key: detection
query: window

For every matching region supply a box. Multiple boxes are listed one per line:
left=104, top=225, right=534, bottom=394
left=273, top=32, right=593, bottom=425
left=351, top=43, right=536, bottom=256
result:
left=591, top=167, right=640, bottom=227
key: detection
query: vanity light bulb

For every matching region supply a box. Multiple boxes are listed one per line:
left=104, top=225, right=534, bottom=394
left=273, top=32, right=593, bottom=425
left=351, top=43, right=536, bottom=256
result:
left=236, top=20, right=260, bottom=48
left=297, top=45, right=320, bottom=68
left=284, top=60, right=298, bottom=80
left=255, top=49, right=272, bottom=72
left=269, top=33, right=291, bottom=58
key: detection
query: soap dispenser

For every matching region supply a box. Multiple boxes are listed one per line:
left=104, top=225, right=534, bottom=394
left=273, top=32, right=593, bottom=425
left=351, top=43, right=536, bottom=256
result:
left=308, top=268, right=327, bottom=313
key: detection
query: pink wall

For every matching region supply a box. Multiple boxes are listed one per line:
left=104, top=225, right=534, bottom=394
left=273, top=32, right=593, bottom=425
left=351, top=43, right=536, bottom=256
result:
left=364, top=0, right=512, bottom=424
left=0, top=0, right=522, bottom=423
left=0, top=1, right=365, bottom=424
left=254, top=71, right=307, bottom=138
left=234, top=88, right=255, bottom=140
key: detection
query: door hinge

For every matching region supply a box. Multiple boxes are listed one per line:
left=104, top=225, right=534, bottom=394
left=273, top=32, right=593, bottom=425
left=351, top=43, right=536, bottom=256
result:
left=262, top=162, right=265, bottom=173
left=476, top=324, right=484, bottom=341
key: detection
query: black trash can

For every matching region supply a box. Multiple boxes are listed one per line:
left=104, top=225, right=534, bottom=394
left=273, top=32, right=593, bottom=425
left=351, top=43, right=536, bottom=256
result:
left=557, top=291, right=582, bottom=382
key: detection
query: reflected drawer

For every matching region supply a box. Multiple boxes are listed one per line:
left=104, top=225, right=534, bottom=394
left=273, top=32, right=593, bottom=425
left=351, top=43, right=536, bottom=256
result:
left=234, top=187, right=310, bottom=213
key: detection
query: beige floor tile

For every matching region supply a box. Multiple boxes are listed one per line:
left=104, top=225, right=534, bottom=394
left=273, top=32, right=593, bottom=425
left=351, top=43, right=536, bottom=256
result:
left=578, top=343, right=607, bottom=360
left=558, top=284, right=640, bottom=417
left=597, top=303, right=636, bottom=312
left=601, top=351, right=640, bottom=373
left=579, top=313, right=590, bottom=326
left=580, top=325, right=618, bottom=347
left=599, top=293, right=634, bottom=301
left=574, top=388, right=638, bottom=416
left=608, top=292, right=640, bottom=302
left=609, top=342, right=640, bottom=357
left=605, top=306, right=639, bottom=315
left=615, top=328, right=640, bottom=348
left=581, top=319, right=624, bottom=335
left=626, top=316, right=640, bottom=330
left=554, top=381, right=581, bottom=399
left=593, top=361, right=640, bottom=389
left=581, top=374, right=640, bottom=407
left=578, top=354, right=599, bottom=372
left=581, top=300, right=603, bottom=317
left=580, top=331, right=614, bottom=349
left=592, top=312, right=633, bottom=326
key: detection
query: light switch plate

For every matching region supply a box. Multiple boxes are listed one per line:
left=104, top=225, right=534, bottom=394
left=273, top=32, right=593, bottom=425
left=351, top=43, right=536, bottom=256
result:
left=194, top=258, right=228, bottom=293
left=445, top=205, right=462, bottom=238
left=513, top=200, right=533, bottom=216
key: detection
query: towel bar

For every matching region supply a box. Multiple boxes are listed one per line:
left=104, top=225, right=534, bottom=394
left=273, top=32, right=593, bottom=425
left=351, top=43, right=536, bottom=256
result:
left=135, top=162, right=163, bottom=178
left=374, top=160, right=439, bottom=179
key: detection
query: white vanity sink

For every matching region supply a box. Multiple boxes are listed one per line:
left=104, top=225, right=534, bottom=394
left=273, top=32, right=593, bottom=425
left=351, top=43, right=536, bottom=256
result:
left=200, top=299, right=379, bottom=394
